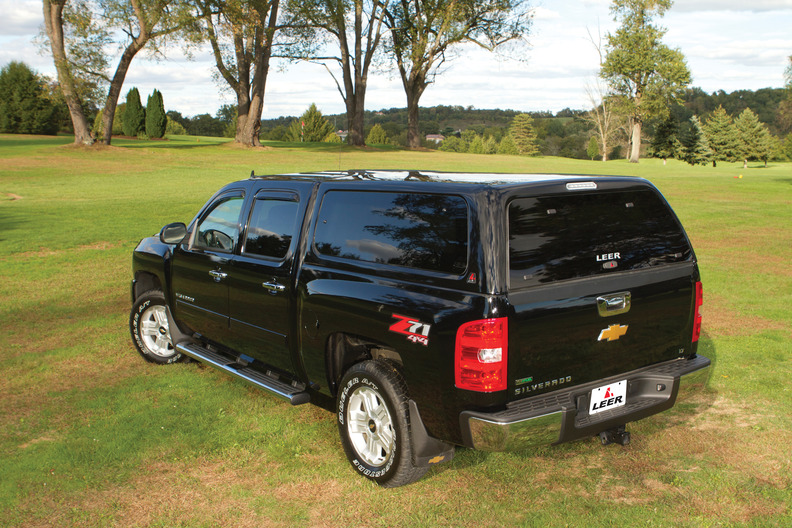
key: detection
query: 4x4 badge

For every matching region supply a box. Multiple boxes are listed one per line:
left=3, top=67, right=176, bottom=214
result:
left=389, top=314, right=431, bottom=346
left=598, top=324, right=628, bottom=342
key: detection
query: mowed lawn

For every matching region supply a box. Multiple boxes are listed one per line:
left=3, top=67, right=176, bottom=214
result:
left=1, top=134, right=790, bottom=527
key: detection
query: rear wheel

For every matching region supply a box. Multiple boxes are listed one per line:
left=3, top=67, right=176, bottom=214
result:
left=130, top=290, right=182, bottom=364
left=336, top=360, right=427, bottom=487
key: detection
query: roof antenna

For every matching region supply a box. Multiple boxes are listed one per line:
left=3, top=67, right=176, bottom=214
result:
left=250, top=170, right=255, bottom=178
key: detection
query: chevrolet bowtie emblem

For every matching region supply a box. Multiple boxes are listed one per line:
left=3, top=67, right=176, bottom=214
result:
left=598, top=324, right=628, bottom=342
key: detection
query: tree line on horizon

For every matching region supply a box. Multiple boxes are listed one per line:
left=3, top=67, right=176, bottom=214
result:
left=4, top=0, right=791, bottom=164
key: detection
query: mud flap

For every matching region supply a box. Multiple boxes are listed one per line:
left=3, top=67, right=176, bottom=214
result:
left=408, top=400, right=455, bottom=467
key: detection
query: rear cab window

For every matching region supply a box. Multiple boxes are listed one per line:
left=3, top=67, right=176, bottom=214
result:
left=313, top=190, right=469, bottom=275
left=508, top=188, right=692, bottom=288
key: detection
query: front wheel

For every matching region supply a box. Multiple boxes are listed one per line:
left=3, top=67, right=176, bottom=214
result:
left=336, top=360, right=428, bottom=487
left=130, top=290, right=182, bottom=364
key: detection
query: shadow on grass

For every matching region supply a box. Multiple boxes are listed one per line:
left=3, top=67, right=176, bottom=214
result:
left=115, top=136, right=233, bottom=150
left=0, top=135, right=73, bottom=149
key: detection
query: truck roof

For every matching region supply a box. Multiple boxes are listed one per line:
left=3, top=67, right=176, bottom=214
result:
left=248, top=170, right=643, bottom=189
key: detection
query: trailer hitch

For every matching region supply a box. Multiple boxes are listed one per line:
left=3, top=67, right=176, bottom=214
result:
left=599, top=425, right=631, bottom=446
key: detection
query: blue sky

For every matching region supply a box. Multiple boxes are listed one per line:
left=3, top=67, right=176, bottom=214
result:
left=1, top=0, right=791, bottom=119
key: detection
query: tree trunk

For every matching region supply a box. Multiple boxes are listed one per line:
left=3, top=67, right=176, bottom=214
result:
left=235, top=4, right=278, bottom=148
left=629, top=121, right=641, bottom=163
left=346, top=92, right=366, bottom=146
left=101, top=40, right=145, bottom=145
left=42, top=0, right=93, bottom=145
left=406, top=92, right=421, bottom=149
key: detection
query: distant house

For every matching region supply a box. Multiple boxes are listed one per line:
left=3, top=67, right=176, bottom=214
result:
left=336, top=130, right=348, bottom=141
left=425, top=134, right=445, bottom=144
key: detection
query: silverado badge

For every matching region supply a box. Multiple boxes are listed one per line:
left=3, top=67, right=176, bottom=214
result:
left=598, top=324, right=628, bottom=342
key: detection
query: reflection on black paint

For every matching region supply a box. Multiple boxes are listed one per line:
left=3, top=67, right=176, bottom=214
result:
left=509, top=190, right=692, bottom=286
left=315, top=191, right=468, bottom=274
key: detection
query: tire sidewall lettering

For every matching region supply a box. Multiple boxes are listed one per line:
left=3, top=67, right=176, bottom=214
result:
left=338, top=372, right=396, bottom=480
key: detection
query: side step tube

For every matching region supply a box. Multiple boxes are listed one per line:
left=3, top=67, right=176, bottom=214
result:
left=175, top=343, right=310, bottom=405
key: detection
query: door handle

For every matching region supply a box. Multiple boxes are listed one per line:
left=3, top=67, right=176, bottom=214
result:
left=262, top=281, right=286, bottom=293
left=209, top=270, right=228, bottom=282
left=597, top=291, right=631, bottom=317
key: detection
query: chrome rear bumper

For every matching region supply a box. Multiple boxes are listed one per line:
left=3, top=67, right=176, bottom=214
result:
left=460, top=354, right=710, bottom=451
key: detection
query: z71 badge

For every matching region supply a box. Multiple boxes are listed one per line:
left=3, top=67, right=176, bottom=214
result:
left=389, top=314, right=431, bottom=346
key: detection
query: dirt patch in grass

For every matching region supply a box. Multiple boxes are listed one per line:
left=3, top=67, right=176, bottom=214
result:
left=705, top=293, right=789, bottom=337
left=0, top=241, right=126, bottom=261
left=22, top=458, right=352, bottom=528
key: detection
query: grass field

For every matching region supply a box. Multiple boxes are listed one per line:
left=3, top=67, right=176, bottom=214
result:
left=1, top=133, right=790, bottom=527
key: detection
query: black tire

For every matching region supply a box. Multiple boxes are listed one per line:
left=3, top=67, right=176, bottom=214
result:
left=336, top=360, right=428, bottom=487
left=130, top=290, right=183, bottom=365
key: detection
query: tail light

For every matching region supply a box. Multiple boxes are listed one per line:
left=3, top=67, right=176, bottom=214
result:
left=692, top=281, right=703, bottom=342
left=455, top=318, right=508, bottom=392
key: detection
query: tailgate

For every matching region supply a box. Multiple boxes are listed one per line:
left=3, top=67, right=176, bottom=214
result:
left=506, top=186, right=697, bottom=399
left=508, top=264, right=696, bottom=398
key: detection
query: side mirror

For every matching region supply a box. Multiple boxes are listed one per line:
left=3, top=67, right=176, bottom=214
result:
left=159, top=222, right=187, bottom=245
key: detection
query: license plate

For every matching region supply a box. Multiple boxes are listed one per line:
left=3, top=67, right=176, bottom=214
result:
left=589, top=380, right=627, bottom=415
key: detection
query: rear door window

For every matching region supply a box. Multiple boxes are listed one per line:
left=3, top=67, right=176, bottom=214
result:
left=508, top=189, right=692, bottom=287
left=242, top=193, right=300, bottom=260
left=314, top=191, right=468, bottom=275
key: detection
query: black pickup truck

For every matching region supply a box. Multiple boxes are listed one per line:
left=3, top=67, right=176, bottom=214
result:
left=130, top=170, right=709, bottom=487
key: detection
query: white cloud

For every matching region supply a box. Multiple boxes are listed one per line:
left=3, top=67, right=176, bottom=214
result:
left=672, top=0, right=792, bottom=12
left=0, top=1, right=42, bottom=36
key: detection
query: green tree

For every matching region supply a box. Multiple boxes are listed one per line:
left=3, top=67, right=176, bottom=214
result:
left=734, top=108, right=770, bottom=169
left=483, top=135, right=498, bottom=154
left=145, top=89, right=166, bottom=138
left=366, top=124, right=389, bottom=144
left=42, top=0, right=195, bottom=145
left=704, top=105, right=740, bottom=167
left=601, top=0, right=691, bottom=163
left=383, top=0, right=531, bottom=149
left=284, top=0, right=389, bottom=146
left=193, top=0, right=280, bottom=146
left=497, top=134, right=519, bottom=155
left=469, top=135, right=485, bottom=154
left=93, top=102, right=124, bottom=136
left=0, top=61, right=59, bottom=135
left=286, top=103, right=333, bottom=142
left=122, top=87, right=145, bottom=136
left=438, top=136, right=467, bottom=152
left=679, top=115, right=711, bottom=166
left=649, top=114, right=679, bottom=164
left=165, top=115, right=187, bottom=135
left=509, top=114, right=539, bottom=156
left=323, top=130, right=342, bottom=143
left=587, top=135, right=600, bottom=160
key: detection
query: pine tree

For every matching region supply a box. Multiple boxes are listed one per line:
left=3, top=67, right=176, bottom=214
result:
left=509, top=114, right=540, bottom=156
left=145, top=89, right=167, bottom=139
left=734, top=108, right=772, bottom=168
left=704, top=105, right=739, bottom=167
left=650, top=115, right=680, bottom=164
left=0, top=61, right=59, bottom=135
left=286, top=103, right=333, bottom=142
left=366, top=124, right=389, bottom=144
left=497, top=134, right=519, bottom=155
left=680, top=116, right=712, bottom=166
left=587, top=136, right=600, bottom=160
left=122, top=88, right=145, bottom=137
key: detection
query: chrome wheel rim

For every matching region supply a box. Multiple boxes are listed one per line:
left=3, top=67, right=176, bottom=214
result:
left=139, top=305, right=175, bottom=357
left=346, top=386, right=394, bottom=467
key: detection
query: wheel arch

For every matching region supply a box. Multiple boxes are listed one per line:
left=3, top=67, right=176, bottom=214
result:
left=132, top=271, right=163, bottom=301
left=325, top=332, right=403, bottom=397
